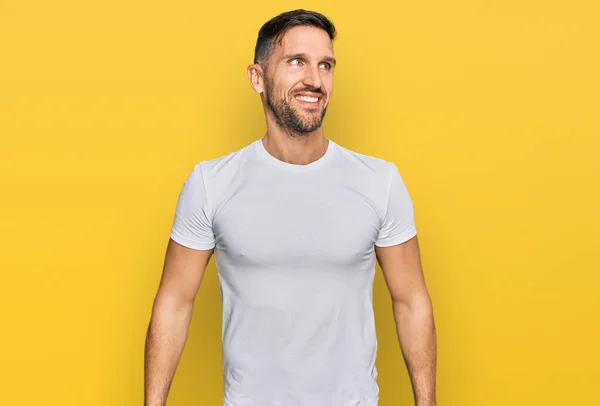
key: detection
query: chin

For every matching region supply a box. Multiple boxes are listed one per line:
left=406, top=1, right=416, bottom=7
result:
left=301, top=122, right=323, bottom=132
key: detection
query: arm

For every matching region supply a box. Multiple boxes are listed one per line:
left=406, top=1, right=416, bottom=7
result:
left=144, top=238, right=214, bottom=406
left=375, top=235, right=437, bottom=406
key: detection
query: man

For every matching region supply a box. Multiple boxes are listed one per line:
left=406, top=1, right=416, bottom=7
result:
left=145, top=9, right=437, bottom=406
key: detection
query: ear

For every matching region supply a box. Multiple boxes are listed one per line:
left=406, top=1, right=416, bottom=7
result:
left=247, top=63, right=265, bottom=94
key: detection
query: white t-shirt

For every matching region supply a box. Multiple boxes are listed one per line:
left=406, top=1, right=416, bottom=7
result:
left=170, top=137, right=417, bottom=406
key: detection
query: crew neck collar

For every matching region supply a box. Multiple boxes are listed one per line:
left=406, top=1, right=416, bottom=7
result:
left=254, top=137, right=336, bottom=172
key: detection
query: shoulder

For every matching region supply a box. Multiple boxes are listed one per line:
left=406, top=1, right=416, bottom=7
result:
left=181, top=140, right=256, bottom=188
left=196, top=141, right=255, bottom=175
left=181, top=141, right=256, bottom=206
left=332, top=140, right=395, bottom=178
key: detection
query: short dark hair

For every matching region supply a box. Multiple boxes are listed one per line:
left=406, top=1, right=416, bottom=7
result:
left=253, top=9, right=337, bottom=65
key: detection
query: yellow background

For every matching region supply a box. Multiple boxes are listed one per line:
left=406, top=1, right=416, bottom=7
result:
left=1, top=1, right=599, bottom=405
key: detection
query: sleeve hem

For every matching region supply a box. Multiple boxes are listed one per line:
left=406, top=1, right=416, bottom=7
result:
left=374, top=227, right=417, bottom=247
left=170, top=231, right=215, bottom=251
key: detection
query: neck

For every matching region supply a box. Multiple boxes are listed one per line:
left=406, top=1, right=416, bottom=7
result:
left=262, top=121, right=329, bottom=166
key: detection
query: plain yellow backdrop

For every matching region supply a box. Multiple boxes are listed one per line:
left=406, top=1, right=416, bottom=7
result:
left=1, top=1, right=598, bottom=405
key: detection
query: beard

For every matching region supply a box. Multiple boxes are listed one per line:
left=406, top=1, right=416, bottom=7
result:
left=264, top=83, right=328, bottom=135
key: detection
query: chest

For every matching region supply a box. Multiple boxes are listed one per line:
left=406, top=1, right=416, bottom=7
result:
left=212, top=177, right=382, bottom=268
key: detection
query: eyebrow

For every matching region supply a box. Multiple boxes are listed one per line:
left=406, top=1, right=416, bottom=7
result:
left=282, top=53, right=337, bottom=67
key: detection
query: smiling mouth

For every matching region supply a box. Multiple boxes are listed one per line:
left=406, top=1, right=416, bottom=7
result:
left=294, top=95, right=321, bottom=104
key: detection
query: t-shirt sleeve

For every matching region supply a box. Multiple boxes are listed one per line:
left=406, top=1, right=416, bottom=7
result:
left=375, top=162, right=418, bottom=247
left=169, top=162, right=216, bottom=250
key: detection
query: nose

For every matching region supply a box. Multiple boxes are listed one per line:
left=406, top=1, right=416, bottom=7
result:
left=302, top=64, right=322, bottom=90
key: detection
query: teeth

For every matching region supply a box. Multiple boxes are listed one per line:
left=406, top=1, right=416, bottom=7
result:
left=295, top=95, right=319, bottom=103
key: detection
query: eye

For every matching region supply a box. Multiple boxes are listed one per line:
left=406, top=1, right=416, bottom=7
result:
left=289, top=58, right=302, bottom=66
left=319, top=62, right=331, bottom=70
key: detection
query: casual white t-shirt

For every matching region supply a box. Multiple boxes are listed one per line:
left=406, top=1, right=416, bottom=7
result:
left=170, top=137, right=417, bottom=406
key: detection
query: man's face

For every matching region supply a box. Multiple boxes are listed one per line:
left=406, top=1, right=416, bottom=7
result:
left=261, top=25, right=336, bottom=135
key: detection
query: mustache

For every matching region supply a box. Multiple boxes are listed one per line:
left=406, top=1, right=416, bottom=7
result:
left=293, top=87, right=326, bottom=97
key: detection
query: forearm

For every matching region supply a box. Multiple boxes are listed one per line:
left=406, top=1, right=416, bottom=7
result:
left=392, top=294, right=437, bottom=406
left=144, top=301, right=194, bottom=406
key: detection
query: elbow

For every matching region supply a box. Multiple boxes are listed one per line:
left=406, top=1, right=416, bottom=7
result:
left=152, top=290, right=195, bottom=317
left=391, top=291, right=433, bottom=314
